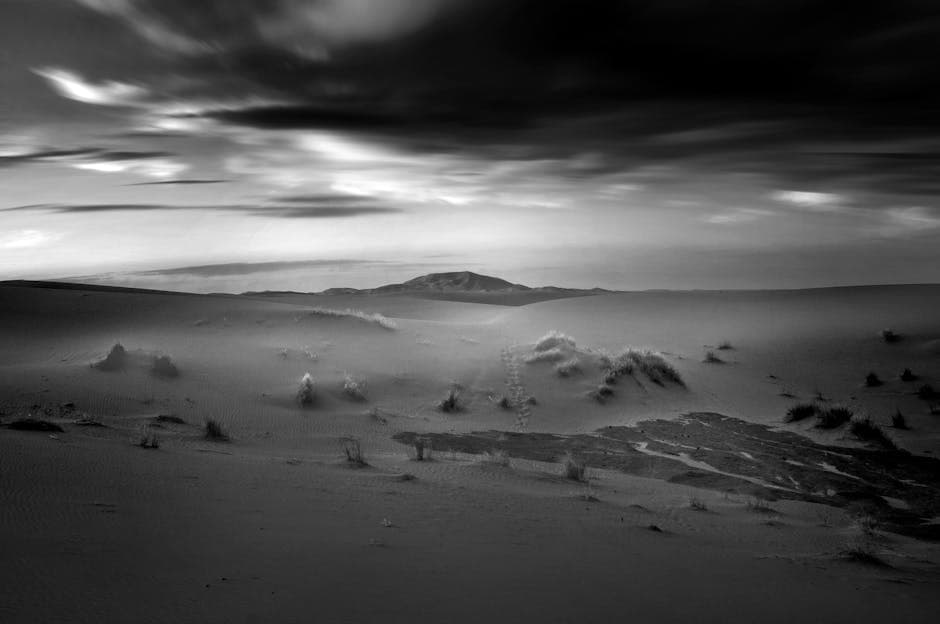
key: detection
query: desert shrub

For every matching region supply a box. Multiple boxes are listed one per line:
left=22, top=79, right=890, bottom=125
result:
left=843, top=541, right=889, bottom=566
left=155, top=414, right=185, bottom=424
left=534, top=330, right=577, bottom=352
left=917, top=384, right=937, bottom=400
left=627, top=350, right=685, bottom=387
left=816, top=406, right=853, bottom=429
left=303, top=307, right=397, bottom=330
left=703, top=350, right=724, bottom=364
left=562, top=452, right=586, bottom=482
left=900, top=368, right=917, bottom=382
left=689, top=496, right=708, bottom=511
left=482, top=449, right=510, bottom=467
left=785, top=403, right=818, bottom=422
left=152, top=354, right=179, bottom=378
left=524, top=348, right=569, bottom=364
left=891, top=409, right=909, bottom=429
left=589, top=384, right=615, bottom=403
left=716, top=341, right=734, bottom=350
left=8, top=418, right=63, bottom=432
left=296, top=372, right=316, bottom=406
left=494, top=395, right=512, bottom=409
left=880, top=328, right=901, bottom=343
left=554, top=358, right=582, bottom=377
left=94, top=343, right=126, bottom=371
left=412, top=437, right=432, bottom=461
left=746, top=497, right=775, bottom=513
left=138, top=431, right=160, bottom=449
left=524, top=395, right=537, bottom=405
left=850, top=418, right=897, bottom=450
left=341, top=437, right=367, bottom=465
left=864, top=372, right=882, bottom=387
left=602, top=351, right=635, bottom=383
left=439, top=386, right=461, bottom=412
left=342, top=373, right=366, bottom=401
left=204, top=418, right=229, bottom=441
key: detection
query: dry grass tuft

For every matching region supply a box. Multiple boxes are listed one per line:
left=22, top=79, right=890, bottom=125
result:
left=562, top=452, right=587, bottom=482
left=534, top=330, right=577, bottom=352
left=554, top=358, right=582, bottom=377
left=850, top=417, right=897, bottom=450
left=93, top=343, right=127, bottom=371
left=204, top=418, right=229, bottom=441
left=152, top=354, right=179, bottom=378
left=341, top=437, right=367, bottom=466
left=342, top=373, right=367, bottom=401
left=296, top=372, right=316, bottom=406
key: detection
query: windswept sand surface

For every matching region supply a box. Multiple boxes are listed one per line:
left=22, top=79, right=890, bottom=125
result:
left=2, top=283, right=940, bottom=623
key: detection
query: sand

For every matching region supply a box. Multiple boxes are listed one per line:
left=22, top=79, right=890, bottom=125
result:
left=1, top=281, right=939, bottom=623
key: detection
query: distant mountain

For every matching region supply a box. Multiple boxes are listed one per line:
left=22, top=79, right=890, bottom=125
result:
left=370, top=271, right=530, bottom=294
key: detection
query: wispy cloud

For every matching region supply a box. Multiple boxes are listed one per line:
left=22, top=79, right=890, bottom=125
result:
left=770, top=190, right=847, bottom=212
left=4, top=203, right=402, bottom=219
left=704, top=208, right=773, bottom=225
left=0, top=229, right=61, bottom=249
left=33, top=67, right=148, bottom=107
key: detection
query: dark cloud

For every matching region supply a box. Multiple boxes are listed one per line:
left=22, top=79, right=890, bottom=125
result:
left=126, top=179, right=228, bottom=186
left=4, top=202, right=402, bottom=218
left=135, top=258, right=379, bottom=278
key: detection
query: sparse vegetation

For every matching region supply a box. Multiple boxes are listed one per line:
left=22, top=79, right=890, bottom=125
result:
left=716, top=341, right=734, bottom=350
left=493, top=395, right=512, bottom=409
left=154, top=414, right=185, bottom=424
left=482, top=449, right=510, bottom=467
left=785, top=403, right=818, bottom=423
left=900, top=368, right=917, bottom=382
left=302, top=307, right=397, bottom=330
left=850, top=418, right=897, bottom=450
left=534, top=330, right=577, bottom=352
left=880, top=328, right=901, bottom=343
left=8, top=418, right=63, bottom=432
left=203, top=418, right=229, bottom=441
left=342, top=373, right=366, bottom=401
left=554, top=358, right=582, bottom=377
left=341, top=437, right=367, bottom=466
left=138, top=431, right=160, bottom=449
left=625, top=350, right=685, bottom=387
left=296, top=372, right=316, bottom=406
left=745, top=497, right=775, bottom=514
left=412, top=437, right=432, bottom=461
left=891, top=409, right=909, bottom=430
left=524, top=347, right=569, bottom=364
left=589, top=384, right=615, bottom=403
left=562, top=452, right=586, bottom=482
left=438, top=385, right=462, bottom=412
left=151, top=354, right=179, bottom=378
left=703, top=350, right=724, bottom=364
left=864, top=372, right=882, bottom=387
left=843, top=541, right=889, bottom=567
left=94, top=343, right=127, bottom=371
left=816, top=406, right=853, bottom=429
left=689, top=495, right=708, bottom=511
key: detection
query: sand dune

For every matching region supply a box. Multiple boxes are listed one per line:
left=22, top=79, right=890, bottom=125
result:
left=2, top=281, right=940, bottom=623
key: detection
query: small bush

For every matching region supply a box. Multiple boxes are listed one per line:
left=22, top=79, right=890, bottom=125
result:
left=900, top=368, right=917, bottom=382
left=850, top=418, right=897, bottom=450
left=138, top=431, right=160, bottom=449
left=917, top=384, right=937, bottom=400
left=601, top=351, right=635, bottom=383
left=534, top=330, right=576, bottom=352
left=296, top=372, right=316, bottom=406
left=703, top=350, right=724, bottom=364
left=880, top=328, right=901, bottom=343
left=864, top=372, right=882, bottom=387
left=412, top=437, right=432, bottom=461
left=342, top=373, right=366, bottom=401
left=689, top=496, right=708, bottom=511
left=589, top=384, right=615, bottom=403
left=746, top=497, right=775, bottom=513
left=204, top=418, right=229, bottom=441
left=562, top=452, right=586, bottom=482
left=843, top=539, right=889, bottom=567
left=816, top=406, right=853, bottom=429
left=439, top=386, right=461, bottom=412
left=626, top=350, right=685, bottom=387
left=94, top=343, right=127, bottom=371
left=554, top=358, right=582, bottom=377
left=482, top=449, right=510, bottom=467
left=303, top=307, right=397, bottom=330
left=891, top=409, right=909, bottom=430
left=785, top=403, right=818, bottom=423
left=494, top=395, right=512, bottom=409
left=8, top=418, right=63, bottom=432
left=152, top=354, right=179, bottom=378
left=341, top=437, right=367, bottom=466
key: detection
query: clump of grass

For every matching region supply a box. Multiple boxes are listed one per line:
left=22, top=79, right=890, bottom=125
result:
left=554, top=358, right=582, bottom=377
left=716, top=340, right=734, bottom=350
left=900, top=368, right=917, bottom=382
left=438, top=385, right=462, bottom=412
left=917, top=384, right=937, bottom=400
left=689, top=495, right=708, bottom=511
left=864, top=372, right=882, bottom=387
left=203, top=418, right=229, bottom=441
left=534, top=330, right=576, bottom=352
left=785, top=403, right=819, bottom=423
left=850, top=418, right=897, bottom=450
left=816, top=406, right=853, bottom=429
left=843, top=541, right=890, bottom=567
left=524, top=348, right=569, bottom=364
left=625, top=350, right=685, bottom=387
left=138, top=431, right=160, bottom=449
left=412, top=437, right=432, bottom=461
left=482, top=449, right=510, bottom=467
left=493, top=395, right=513, bottom=409
left=561, top=452, right=586, bottom=482
left=891, top=409, right=909, bottom=430
left=341, top=437, right=367, bottom=466
left=152, top=354, right=179, bottom=378
left=303, top=307, right=397, bottom=330
left=703, top=350, right=724, bottom=364
left=8, top=418, right=64, bottom=432
left=601, top=351, right=635, bottom=384
left=745, top=497, right=775, bottom=514
left=589, top=384, right=615, bottom=403
left=93, top=343, right=126, bottom=371
left=342, top=373, right=367, bottom=401
left=296, top=372, right=316, bottom=406
left=880, top=328, right=901, bottom=343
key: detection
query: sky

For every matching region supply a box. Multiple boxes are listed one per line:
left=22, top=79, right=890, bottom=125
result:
left=1, top=0, right=939, bottom=292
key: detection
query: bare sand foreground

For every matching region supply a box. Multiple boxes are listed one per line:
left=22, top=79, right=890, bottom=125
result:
left=2, top=281, right=939, bottom=623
